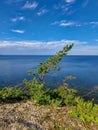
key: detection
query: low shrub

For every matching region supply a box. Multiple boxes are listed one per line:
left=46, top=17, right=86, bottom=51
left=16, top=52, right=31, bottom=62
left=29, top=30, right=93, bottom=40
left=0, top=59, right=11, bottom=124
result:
left=69, top=96, right=98, bottom=123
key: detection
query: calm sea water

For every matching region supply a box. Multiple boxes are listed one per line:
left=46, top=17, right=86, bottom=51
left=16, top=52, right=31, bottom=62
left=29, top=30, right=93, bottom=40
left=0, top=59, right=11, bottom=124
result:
left=0, top=55, right=98, bottom=101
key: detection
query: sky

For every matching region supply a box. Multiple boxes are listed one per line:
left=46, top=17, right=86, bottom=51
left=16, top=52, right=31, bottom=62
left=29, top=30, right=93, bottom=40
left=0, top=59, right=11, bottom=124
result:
left=0, top=0, right=98, bottom=55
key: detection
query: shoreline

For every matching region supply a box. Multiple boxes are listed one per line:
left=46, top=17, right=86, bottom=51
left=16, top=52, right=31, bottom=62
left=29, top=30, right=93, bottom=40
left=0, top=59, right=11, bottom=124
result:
left=0, top=100, right=98, bottom=130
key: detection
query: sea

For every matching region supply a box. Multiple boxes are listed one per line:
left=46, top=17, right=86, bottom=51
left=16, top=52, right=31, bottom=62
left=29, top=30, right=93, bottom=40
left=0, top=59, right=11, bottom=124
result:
left=0, top=55, right=98, bottom=102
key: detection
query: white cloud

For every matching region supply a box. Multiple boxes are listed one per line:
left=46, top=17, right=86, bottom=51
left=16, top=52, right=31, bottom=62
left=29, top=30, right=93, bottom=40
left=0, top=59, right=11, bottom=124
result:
left=54, top=2, right=75, bottom=15
left=0, top=39, right=90, bottom=55
left=23, top=1, right=38, bottom=9
left=19, top=16, right=25, bottom=20
left=65, top=0, right=75, bottom=3
left=52, top=20, right=98, bottom=28
left=53, top=1, right=76, bottom=15
left=60, top=21, right=76, bottom=27
left=0, top=41, right=15, bottom=48
left=61, top=5, right=76, bottom=15
left=11, top=16, right=25, bottom=22
left=95, top=39, right=98, bottom=42
left=11, top=29, right=25, bottom=34
left=83, top=21, right=98, bottom=28
left=71, top=45, right=98, bottom=55
left=90, top=22, right=98, bottom=25
left=84, top=21, right=98, bottom=26
left=1, top=40, right=98, bottom=55
left=51, top=20, right=81, bottom=27
left=0, top=40, right=65, bottom=49
left=82, top=0, right=89, bottom=8
left=37, top=9, right=48, bottom=16
left=0, top=39, right=86, bottom=48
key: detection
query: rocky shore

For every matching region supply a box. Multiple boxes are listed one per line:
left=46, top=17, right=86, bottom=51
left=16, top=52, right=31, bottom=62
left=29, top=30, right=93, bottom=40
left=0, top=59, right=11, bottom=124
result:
left=0, top=100, right=98, bottom=130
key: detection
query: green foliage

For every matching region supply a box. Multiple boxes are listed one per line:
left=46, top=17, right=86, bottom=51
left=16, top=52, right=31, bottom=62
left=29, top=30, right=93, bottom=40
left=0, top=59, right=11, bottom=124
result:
left=29, top=44, right=74, bottom=82
left=69, top=97, right=98, bottom=123
left=57, top=83, right=77, bottom=106
left=24, top=44, right=74, bottom=105
left=65, top=75, right=76, bottom=80
left=23, top=44, right=75, bottom=106
left=23, top=78, right=49, bottom=105
left=0, top=79, right=98, bottom=124
left=23, top=79, right=77, bottom=106
left=0, top=87, right=29, bottom=102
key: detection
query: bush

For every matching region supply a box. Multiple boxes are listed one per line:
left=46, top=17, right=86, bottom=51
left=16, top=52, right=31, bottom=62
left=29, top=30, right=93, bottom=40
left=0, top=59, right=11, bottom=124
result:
left=0, top=87, right=23, bottom=101
left=57, top=83, right=77, bottom=106
left=69, top=96, right=98, bottom=123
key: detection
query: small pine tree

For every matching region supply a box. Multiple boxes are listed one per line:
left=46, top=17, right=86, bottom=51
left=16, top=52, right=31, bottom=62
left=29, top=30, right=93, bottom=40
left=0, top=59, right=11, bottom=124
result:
left=28, top=43, right=74, bottom=83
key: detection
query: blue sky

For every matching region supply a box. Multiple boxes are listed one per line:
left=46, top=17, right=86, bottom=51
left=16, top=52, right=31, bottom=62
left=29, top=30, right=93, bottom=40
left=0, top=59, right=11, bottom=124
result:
left=0, top=0, right=98, bottom=55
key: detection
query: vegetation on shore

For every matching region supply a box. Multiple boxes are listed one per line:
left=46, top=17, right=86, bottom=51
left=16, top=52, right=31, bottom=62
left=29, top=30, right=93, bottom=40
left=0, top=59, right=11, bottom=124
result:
left=0, top=44, right=98, bottom=129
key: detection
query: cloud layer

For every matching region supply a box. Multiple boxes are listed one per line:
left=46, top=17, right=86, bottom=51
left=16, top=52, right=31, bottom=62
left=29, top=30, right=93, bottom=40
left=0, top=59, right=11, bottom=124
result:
left=23, top=1, right=38, bottom=9
left=52, top=20, right=98, bottom=27
left=0, top=39, right=97, bottom=55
